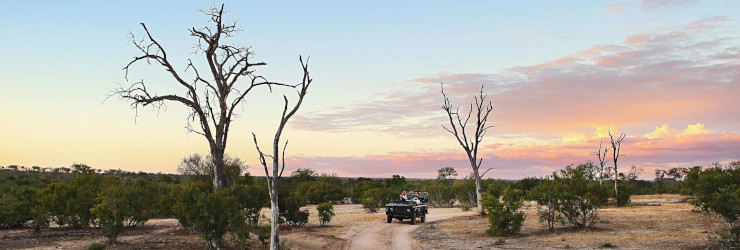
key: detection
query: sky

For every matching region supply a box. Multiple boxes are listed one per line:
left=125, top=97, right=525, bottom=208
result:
left=1, top=1, right=739, bottom=179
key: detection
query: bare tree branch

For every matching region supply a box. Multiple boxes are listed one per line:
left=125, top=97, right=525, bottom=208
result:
left=441, top=82, right=494, bottom=215
left=110, top=4, right=294, bottom=192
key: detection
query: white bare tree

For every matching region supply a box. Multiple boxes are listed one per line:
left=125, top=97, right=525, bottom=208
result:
left=609, top=130, right=626, bottom=206
left=590, top=138, right=612, bottom=185
left=440, top=83, right=494, bottom=215
left=252, top=57, right=312, bottom=250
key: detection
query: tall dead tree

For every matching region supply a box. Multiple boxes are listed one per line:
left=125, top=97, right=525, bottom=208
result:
left=111, top=4, right=291, bottom=190
left=609, top=130, right=626, bottom=206
left=590, top=138, right=611, bottom=185
left=252, top=57, right=311, bottom=250
left=441, top=83, right=494, bottom=215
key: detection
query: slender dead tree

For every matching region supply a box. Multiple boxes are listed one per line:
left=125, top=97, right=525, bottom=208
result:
left=609, top=130, right=626, bottom=206
left=441, top=83, right=494, bottom=215
left=111, top=4, right=292, bottom=190
left=252, top=57, right=311, bottom=250
left=590, top=138, right=612, bottom=185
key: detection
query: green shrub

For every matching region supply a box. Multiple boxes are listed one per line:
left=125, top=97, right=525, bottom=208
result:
left=172, top=182, right=254, bottom=249
left=317, top=203, right=335, bottom=226
left=555, top=163, right=610, bottom=229
left=87, top=243, right=106, bottom=250
left=690, top=162, right=740, bottom=247
left=362, top=197, right=377, bottom=213
left=229, top=184, right=268, bottom=225
left=613, top=181, right=634, bottom=206
left=0, top=185, right=41, bottom=229
left=361, top=187, right=396, bottom=208
left=39, top=172, right=104, bottom=228
left=90, top=179, right=128, bottom=243
left=279, top=195, right=308, bottom=227
left=258, top=225, right=271, bottom=246
left=527, top=178, right=563, bottom=231
left=460, top=204, right=471, bottom=211
left=481, top=187, right=526, bottom=236
left=600, top=242, right=616, bottom=248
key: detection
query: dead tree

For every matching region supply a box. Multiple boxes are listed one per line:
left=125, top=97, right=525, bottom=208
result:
left=252, top=57, right=311, bottom=250
left=609, top=130, right=626, bottom=206
left=441, top=83, right=494, bottom=215
left=111, top=4, right=291, bottom=190
left=590, top=138, right=612, bottom=185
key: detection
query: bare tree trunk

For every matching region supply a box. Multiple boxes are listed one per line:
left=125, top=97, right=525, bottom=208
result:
left=253, top=57, right=312, bottom=250
left=472, top=165, right=483, bottom=213
left=609, top=131, right=625, bottom=206
left=211, top=148, right=224, bottom=189
left=441, top=83, right=494, bottom=216
left=268, top=181, right=280, bottom=249
left=590, top=138, right=611, bottom=185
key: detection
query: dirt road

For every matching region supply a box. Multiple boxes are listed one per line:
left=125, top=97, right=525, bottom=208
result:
left=346, top=210, right=474, bottom=250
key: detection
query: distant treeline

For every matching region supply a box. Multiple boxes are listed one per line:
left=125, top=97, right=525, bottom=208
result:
left=2, top=161, right=738, bottom=246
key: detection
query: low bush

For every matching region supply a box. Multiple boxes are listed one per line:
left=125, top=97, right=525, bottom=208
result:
left=87, top=243, right=106, bottom=250
left=689, top=162, right=740, bottom=247
left=527, top=178, right=562, bottom=231
left=279, top=195, right=308, bottom=227
left=317, top=203, right=335, bottom=226
left=90, top=179, right=127, bottom=243
left=362, top=197, right=377, bottom=213
left=258, top=225, right=271, bottom=246
left=481, top=187, right=526, bottom=236
left=555, top=163, right=609, bottom=229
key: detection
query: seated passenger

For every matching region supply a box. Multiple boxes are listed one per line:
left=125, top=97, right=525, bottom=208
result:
left=411, top=196, right=422, bottom=204
left=400, top=191, right=408, bottom=201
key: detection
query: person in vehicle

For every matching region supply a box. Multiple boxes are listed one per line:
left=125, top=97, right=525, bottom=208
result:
left=400, top=191, right=408, bottom=201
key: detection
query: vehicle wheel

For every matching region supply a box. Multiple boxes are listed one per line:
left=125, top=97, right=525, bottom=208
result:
left=421, top=214, right=426, bottom=223
left=411, top=213, right=416, bottom=225
left=387, top=215, right=392, bottom=223
left=398, top=218, right=403, bottom=221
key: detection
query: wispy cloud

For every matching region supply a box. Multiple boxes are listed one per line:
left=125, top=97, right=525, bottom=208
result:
left=285, top=18, right=740, bottom=179
left=280, top=123, right=740, bottom=179
left=295, top=19, right=739, bottom=139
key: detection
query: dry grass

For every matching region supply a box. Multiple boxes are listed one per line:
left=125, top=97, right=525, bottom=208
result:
left=1, top=196, right=726, bottom=249
left=414, top=194, right=725, bottom=249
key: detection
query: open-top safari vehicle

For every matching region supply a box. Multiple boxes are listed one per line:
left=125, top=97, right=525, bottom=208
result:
left=385, top=191, right=429, bottom=225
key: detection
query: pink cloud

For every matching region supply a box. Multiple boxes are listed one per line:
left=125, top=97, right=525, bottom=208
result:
left=281, top=123, right=740, bottom=179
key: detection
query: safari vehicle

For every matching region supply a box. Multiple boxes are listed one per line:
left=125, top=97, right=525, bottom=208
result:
left=385, top=191, right=429, bottom=225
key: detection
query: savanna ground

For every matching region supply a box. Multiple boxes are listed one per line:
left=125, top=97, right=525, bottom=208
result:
left=0, top=195, right=725, bottom=249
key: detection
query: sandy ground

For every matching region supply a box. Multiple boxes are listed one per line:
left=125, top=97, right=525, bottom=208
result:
left=346, top=209, right=474, bottom=250
left=414, top=194, right=725, bottom=249
left=0, top=195, right=725, bottom=249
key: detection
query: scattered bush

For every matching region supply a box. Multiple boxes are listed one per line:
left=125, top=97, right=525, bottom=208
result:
left=481, top=187, right=526, bottom=236
left=87, top=243, right=106, bottom=250
left=527, top=178, right=563, bottom=231
left=90, top=179, right=127, bottom=243
left=689, top=162, right=740, bottom=247
left=279, top=195, right=308, bottom=227
left=362, top=197, right=378, bottom=213
left=555, top=163, right=610, bottom=229
left=460, top=204, right=471, bottom=211
left=600, top=242, right=616, bottom=248
left=317, top=203, right=335, bottom=226
left=172, top=182, right=255, bottom=249
left=613, top=181, right=634, bottom=206
left=258, top=225, right=271, bottom=246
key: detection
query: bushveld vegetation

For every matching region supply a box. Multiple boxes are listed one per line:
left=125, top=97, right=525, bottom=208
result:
left=1, top=160, right=738, bottom=248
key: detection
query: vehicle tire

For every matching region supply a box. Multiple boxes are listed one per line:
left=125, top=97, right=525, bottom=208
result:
left=387, top=215, right=392, bottom=223
left=421, top=214, right=426, bottom=223
left=411, top=213, right=416, bottom=225
left=398, top=218, right=403, bottom=221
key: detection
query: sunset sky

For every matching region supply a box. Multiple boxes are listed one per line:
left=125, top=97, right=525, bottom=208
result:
left=1, top=1, right=739, bottom=179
